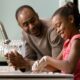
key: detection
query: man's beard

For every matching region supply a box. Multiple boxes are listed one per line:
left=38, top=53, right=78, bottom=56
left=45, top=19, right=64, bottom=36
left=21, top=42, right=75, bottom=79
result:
left=30, top=25, right=41, bottom=36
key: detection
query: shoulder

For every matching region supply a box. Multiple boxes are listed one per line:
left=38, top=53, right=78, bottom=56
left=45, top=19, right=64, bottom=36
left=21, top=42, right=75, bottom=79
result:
left=48, top=28, right=63, bottom=42
left=72, top=39, right=80, bottom=46
left=70, top=34, right=80, bottom=43
left=70, top=34, right=80, bottom=50
left=40, top=18, right=51, bottom=28
left=41, top=19, right=59, bottom=38
left=48, top=29, right=64, bottom=47
left=40, top=19, right=64, bottom=46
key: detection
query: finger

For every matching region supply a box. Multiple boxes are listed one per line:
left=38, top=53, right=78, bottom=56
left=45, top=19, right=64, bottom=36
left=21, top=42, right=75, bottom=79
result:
left=4, top=53, right=8, bottom=57
left=11, top=50, right=22, bottom=59
left=4, top=52, right=11, bottom=59
left=37, top=57, right=48, bottom=70
left=4, top=53, right=9, bottom=59
left=12, top=50, right=19, bottom=55
left=9, top=51, right=16, bottom=58
left=32, top=60, right=39, bottom=72
left=13, top=66, right=18, bottom=70
left=15, top=50, right=22, bottom=57
left=7, top=52, right=16, bottom=65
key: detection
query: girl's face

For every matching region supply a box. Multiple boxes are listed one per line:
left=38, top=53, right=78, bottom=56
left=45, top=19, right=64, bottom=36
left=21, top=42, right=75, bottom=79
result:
left=52, top=14, right=74, bottom=40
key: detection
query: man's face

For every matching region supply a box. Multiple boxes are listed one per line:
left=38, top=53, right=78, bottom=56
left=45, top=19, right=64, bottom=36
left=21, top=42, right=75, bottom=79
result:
left=17, top=8, right=41, bottom=36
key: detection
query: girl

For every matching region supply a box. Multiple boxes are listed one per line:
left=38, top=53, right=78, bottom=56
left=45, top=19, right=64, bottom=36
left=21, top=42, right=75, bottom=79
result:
left=32, top=2, right=80, bottom=80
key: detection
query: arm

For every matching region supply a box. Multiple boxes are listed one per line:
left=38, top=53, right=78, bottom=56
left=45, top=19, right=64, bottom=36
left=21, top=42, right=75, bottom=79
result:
left=5, top=31, right=38, bottom=72
left=48, top=29, right=64, bottom=57
left=16, top=41, right=37, bottom=72
left=5, top=50, right=36, bottom=72
left=22, top=31, right=37, bottom=60
left=32, top=39, right=80, bottom=73
left=19, top=36, right=38, bottom=71
left=44, top=50, right=63, bottom=72
left=47, top=39, right=80, bottom=73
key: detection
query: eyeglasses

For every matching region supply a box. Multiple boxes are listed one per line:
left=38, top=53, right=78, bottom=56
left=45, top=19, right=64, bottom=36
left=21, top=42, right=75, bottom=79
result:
left=23, top=16, right=36, bottom=27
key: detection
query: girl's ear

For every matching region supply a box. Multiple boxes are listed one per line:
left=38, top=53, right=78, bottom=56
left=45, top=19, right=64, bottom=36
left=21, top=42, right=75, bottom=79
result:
left=68, top=15, right=74, bottom=24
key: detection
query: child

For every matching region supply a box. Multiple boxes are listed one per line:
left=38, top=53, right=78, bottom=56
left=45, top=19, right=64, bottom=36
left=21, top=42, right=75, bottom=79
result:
left=32, top=2, right=80, bottom=80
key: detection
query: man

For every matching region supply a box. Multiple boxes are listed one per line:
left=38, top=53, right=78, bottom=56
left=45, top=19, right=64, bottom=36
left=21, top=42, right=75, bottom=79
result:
left=5, top=5, right=63, bottom=72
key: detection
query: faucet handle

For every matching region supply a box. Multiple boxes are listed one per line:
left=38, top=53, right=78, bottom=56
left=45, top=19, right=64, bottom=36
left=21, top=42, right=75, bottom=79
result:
left=3, top=39, right=11, bottom=44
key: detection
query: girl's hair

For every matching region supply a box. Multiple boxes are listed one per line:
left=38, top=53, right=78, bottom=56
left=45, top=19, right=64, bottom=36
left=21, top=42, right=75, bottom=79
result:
left=52, top=2, right=80, bottom=29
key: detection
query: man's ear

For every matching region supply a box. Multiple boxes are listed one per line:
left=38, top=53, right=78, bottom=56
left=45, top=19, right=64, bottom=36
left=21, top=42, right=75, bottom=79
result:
left=68, top=15, right=74, bottom=23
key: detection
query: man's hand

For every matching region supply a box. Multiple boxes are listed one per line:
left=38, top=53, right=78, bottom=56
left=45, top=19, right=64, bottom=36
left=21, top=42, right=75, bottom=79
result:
left=5, top=50, right=30, bottom=70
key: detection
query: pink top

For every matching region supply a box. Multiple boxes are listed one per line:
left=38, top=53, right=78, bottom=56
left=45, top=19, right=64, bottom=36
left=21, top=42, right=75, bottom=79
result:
left=62, top=34, right=80, bottom=80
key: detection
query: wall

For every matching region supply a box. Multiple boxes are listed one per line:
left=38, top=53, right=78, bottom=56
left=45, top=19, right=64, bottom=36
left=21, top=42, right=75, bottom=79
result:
left=0, top=0, right=59, bottom=40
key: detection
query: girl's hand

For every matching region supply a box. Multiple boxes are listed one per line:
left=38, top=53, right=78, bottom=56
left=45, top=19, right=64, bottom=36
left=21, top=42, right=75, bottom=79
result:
left=32, top=56, right=48, bottom=72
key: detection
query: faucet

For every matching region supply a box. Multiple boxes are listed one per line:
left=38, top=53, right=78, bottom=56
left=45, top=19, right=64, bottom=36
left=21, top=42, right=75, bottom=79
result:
left=0, top=22, right=10, bottom=44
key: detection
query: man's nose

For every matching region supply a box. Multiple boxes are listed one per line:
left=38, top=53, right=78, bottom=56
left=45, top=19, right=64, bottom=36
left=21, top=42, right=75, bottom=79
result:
left=29, top=23, right=33, bottom=29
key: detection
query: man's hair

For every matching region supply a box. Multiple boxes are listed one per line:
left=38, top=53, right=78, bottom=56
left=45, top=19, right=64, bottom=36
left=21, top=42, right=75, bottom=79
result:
left=15, top=5, right=37, bottom=20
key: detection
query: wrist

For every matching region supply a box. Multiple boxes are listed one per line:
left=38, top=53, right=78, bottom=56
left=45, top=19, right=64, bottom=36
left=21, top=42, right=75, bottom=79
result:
left=19, top=65, right=31, bottom=72
left=19, top=59, right=31, bottom=72
left=19, top=68, right=26, bottom=72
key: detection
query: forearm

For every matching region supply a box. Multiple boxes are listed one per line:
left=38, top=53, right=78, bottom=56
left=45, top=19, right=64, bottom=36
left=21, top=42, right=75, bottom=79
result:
left=47, top=57, right=71, bottom=73
left=45, top=65, right=59, bottom=72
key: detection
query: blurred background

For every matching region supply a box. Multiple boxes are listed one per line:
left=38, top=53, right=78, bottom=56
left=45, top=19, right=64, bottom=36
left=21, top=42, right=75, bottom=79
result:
left=0, top=0, right=59, bottom=40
